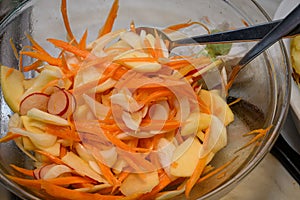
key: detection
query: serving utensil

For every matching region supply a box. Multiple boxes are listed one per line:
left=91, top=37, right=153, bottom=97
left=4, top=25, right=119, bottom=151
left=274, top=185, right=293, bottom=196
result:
left=226, top=4, right=300, bottom=88
left=136, top=7, right=300, bottom=52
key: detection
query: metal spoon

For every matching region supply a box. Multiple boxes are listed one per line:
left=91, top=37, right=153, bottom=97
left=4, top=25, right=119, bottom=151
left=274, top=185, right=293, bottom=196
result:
left=226, top=4, right=300, bottom=88
left=136, top=8, right=300, bottom=52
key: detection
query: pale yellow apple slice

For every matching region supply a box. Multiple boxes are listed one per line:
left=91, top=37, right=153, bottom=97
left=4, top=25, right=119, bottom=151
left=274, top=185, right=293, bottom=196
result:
left=120, top=171, right=159, bottom=196
left=0, top=65, right=25, bottom=113
left=199, top=89, right=234, bottom=126
left=170, top=137, right=202, bottom=177
left=27, top=108, right=69, bottom=126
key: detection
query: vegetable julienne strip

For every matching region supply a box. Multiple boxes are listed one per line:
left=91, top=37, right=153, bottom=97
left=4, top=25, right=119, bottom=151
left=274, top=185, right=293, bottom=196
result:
left=40, top=180, right=124, bottom=200
left=47, top=38, right=90, bottom=58
left=0, top=0, right=261, bottom=199
left=98, top=0, right=119, bottom=38
left=61, top=0, right=78, bottom=44
left=7, top=175, right=95, bottom=188
left=10, top=164, right=34, bottom=177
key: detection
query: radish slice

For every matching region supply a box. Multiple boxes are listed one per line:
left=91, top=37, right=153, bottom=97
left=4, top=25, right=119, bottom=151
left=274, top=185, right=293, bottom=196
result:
left=48, top=89, right=69, bottom=116
left=19, top=93, right=50, bottom=116
left=61, top=90, right=76, bottom=119
left=34, top=164, right=55, bottom=179
left=42, top=164, right=72, bottom=179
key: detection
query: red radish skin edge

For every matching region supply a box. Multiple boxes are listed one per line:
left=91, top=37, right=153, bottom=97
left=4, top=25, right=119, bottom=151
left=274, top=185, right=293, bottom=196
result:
left=19, top=93, right=50, bottom=116
left=61, top=90, right=76, bottom=119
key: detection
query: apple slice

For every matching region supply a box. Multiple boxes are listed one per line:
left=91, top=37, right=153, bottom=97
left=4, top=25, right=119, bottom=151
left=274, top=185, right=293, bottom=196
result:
left=0, top=65, right=25, bottom=113
left=170, top=137, right=202, bottom=177
left=120, top=171, right=159, bottom=196
left=27, top=108, right=69, bottom=126
left=19, top=92, right=50, bottom=116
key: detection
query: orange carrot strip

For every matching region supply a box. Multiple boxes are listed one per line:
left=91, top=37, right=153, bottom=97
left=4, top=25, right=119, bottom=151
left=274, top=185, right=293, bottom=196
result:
left=154, top=35, right=164, bottom=58
left=59, top=145, right=67, bottom=158
left=5, top=68, right=14, bottom=78
left=40, top=79, right=59, bottom=93
left=20, top=51, right=62, bottom=66
left=23, top=60, right=44, bottom=72
left=10, top=164, right=34, bottom=177
left=139, top=89, right=173, bottom=105
left=7, top=175, right=41, bottom=189
left=45, top=125, right=81, bottom=142
left=197, top=96, right=211, bottom=114
left=117, top=171, right=129, bottom=183
left=226, top=65, right=241, bottom=92
left=114, top=57, right=157, bottom=63
left=185, top=157, right=207, bottom=197
left=102, top=131, right=149, bottom=153
left=47, top=38, right=90, bottom=58
left=61, top=0, right=78, bottom=44
left=41, top=180, right=122, bottom=200
left=143, top=38, right=156, bottom=58
left=7, top=175, right=95, bottom=189
left=98, top=0, right=119, bottom=38
left=35, top=150, right=64, bottom=165
left=140, top=170, right=172, bottom=200
left=9, top=38, right=19, bottom=59
left=47, top=176, right=95, bottom=185
left=0, top=132, right=21, bottom=143
left=140, top=119, right=180, bottom=131
left=25, top=33, right=49, bottom=55
left=197, top=156, right=238, bottom=183
left=91, top=149, right=120, bottom=187
left=164, top=21, right=210, bottom=34
left=79, top=29, right=88, bottom=50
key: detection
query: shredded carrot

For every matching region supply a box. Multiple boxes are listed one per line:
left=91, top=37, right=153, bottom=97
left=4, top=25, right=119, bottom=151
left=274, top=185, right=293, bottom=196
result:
left=143, top=38, right=156, bottom=58
left=23, top=60, right=44, bottom=72
left=0, top=132, right=21, bottom=143
left=102, top=131, right=149, bottom=153
left=92, top=150, right=120, bottom=187
left=45, top=125, right=80, bottom=142
left=140, top=170, right=171, bottom=200
left=7, top=175, right=95, bottom=188
left=98, top=0, right=119, bottom=38
left=9, top=38, right=19, bottom=59
left=114, top=57, right=157, bottom=64
left=117, top=171, right=129, bottom=183
left=228, top=97, right=241, bottom=107
left=40, top=79, right=59, bottom=93
left=226, top=65, right=241, bottom=92
left=61, top=0, right=78, bottom=44
left=10, top=164, right=34, bottom=177
left=79, top=29, right=88, bottom=50
left=185, top=156, right=207, bottom=197
left=197, top=156, right=238, bottom=183
left=163, top=21, right=210, bottom=34
left=130, top=20, right=136, bottom=32
left=35, top=150, right=64, bottom=165
left=47, top=38, right=90, bottom=58
left=20, top=51, right=62, bottom=66
left=59, top=145, right=67, bottom=158
left=235, top=125, right=272, bottom=153
left=41, top=180, right=122, bottom=200
left=5, top=68, right=14, bottom=79
left=25, top=33, right=49, bottom=55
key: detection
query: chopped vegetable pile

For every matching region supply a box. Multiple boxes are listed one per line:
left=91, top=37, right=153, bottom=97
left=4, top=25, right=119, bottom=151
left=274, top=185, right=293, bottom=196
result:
left=0, top=0, right=270, bottom=199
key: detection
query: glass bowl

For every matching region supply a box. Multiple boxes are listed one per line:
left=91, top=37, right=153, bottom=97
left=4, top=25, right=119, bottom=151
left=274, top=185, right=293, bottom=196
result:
left=0, top=0, right=290, bottom=199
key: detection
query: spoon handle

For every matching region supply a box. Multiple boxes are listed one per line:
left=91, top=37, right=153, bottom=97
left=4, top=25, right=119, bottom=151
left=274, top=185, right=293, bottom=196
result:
left=238, top=4, right=300, bottom=66
left=175, top=19, right=299, bottom=45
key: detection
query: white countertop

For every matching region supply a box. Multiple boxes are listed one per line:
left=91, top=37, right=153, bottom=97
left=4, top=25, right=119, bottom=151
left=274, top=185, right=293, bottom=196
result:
left=222, top=0, right=300, bottom=199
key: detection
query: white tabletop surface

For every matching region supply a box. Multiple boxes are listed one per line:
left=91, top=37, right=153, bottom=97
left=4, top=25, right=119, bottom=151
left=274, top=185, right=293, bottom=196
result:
left=222, top=0, right=300, bottom=199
